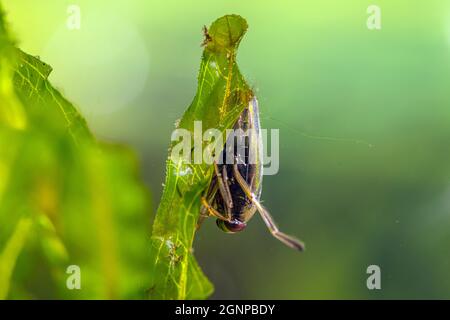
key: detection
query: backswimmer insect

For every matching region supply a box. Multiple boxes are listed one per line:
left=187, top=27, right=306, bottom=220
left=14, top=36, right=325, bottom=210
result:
left=199, top=96, right=305, bottom=251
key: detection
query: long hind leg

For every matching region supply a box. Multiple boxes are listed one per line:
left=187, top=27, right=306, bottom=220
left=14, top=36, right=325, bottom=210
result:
left=232, top=164, right=305, bottom=251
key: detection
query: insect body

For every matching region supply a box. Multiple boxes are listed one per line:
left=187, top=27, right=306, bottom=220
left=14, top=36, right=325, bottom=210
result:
left=200, top=97, right=304, bottom=251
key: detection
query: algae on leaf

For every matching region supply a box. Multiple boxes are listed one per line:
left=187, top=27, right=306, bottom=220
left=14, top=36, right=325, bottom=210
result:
left=149, top=15, right=253, bottom=300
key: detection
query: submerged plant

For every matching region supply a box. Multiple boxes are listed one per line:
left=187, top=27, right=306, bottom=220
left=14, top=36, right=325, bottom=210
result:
left=149, top=14, right=254, bottom=300
left=0, top=4, right=258, bottom=300
left=0, top=3, right=151, bottom=299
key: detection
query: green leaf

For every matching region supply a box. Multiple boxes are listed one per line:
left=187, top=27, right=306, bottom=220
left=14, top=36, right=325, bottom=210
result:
left=11, top=48, right=93, bottom=142
left=0, top=9, right=26, bottom=130
left=0, top=217, right=32, bottom=299
left=0, top=3, right=152, bottom=299
left=149, top=14, right=253, bottom=300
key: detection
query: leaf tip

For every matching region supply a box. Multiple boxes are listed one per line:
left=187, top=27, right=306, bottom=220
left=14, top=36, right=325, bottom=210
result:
left=204, top=14, right=248, bottom=51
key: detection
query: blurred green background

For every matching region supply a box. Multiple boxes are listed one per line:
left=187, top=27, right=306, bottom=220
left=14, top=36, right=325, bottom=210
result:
left=3, top=0, right=450, bottom=299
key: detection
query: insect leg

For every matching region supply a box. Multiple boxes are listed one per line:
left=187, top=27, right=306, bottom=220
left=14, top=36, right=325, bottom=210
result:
left=197, top=180, right=218, bottom=229
left=201, top=197, right=231, bottom=222
left=198, top=162, right=235, bottom=229
left=232, top=164, right=305, bottom=251
left=213, top=162, right=233, bottom=219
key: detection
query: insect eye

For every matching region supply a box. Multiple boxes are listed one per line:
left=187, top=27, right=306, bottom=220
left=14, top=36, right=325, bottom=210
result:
left=216, top=219, right=247, bottom=233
